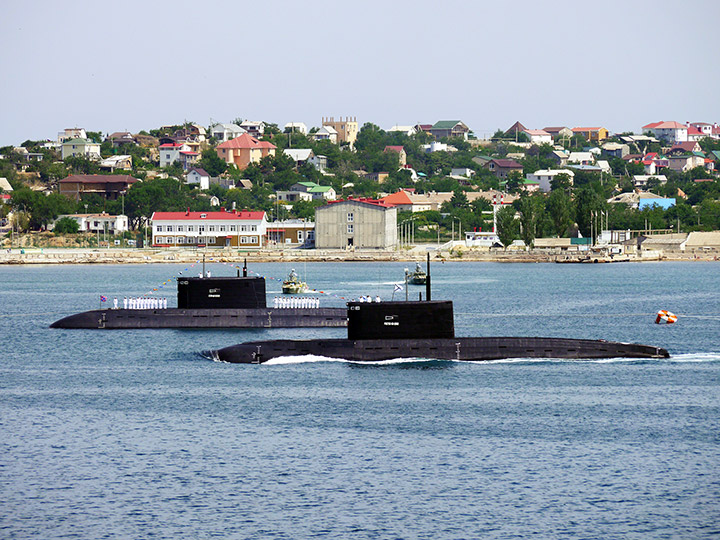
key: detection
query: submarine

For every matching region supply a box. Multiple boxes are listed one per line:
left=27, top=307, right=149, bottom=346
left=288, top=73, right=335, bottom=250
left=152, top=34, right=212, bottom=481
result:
left=208, top=256, right=670, bottom=364
left=50, top=261, right=346, bottom=329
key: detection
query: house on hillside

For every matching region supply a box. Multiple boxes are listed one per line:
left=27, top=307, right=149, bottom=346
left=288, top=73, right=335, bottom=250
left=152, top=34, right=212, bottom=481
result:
left=58, top=128, right=87, bottom=142
left=388, top=125, right=417, bottom=136
left=238, top=121, right=266, bottom=138
left=58, top=174, right=139, bottom=202
left=106, top=132, right=137, bottom=147
left=667, top=154, right=705, bottom=172
left=99, top=155, right=132, bottom=172
left=322, top=117, right=358, bottom=145
left=523, top=129, right=552, bottom=144
left=601, top=142, right=630, bottom=158
left=315, top=198, right=397, bottom=249
left=668, top=141, right=702, bottom=155
left=186, top=168, right=211, bottom=190
left=526, top=169, right=575, bottom=193
left=384, top=145, right=407, bottom=166
left=291, top=181, right=336, bottom=200
left=567, top=151, right=595, bottom=165
left=429, top=121, right=470, bottom=140
left=283, top=148, right=314, bottom=166
left=312, top=125, right=338, bottom=143
left=484, top=159, right=523, bottom=178
left=572, top=127, right=609, bottom=142
left=543, top=126, right=573, bottom=140
left=642, top=121, right=688, bottom=143
left=504, top=121, right=527, bottom=139
left=216, top=133, right=276, bottom=170
left=632, top=175, right=668, bottom=188
left=211, top=123, right=246, bottom=142
left=61, top=138, right=101, bottom=160
left=283, top=122, right=308, bottom=135
left=159, top=142, right=199, bottom=170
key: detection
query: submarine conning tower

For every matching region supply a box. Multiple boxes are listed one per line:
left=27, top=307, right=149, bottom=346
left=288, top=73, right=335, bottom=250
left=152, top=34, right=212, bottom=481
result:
left=177, top=276, right=266, bottom=309
left=347, top=300, right=455, bottom=340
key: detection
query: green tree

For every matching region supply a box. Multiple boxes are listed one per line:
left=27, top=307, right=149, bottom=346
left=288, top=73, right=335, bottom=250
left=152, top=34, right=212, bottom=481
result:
left=53, top=216, right=80, bottom=234
left=198, top=149, right=227, bottom=177
left=546, top=189, right=573, bottom=236
left=496, top=205, right=519, bottom=249
left=550, top=172, right=573, bottom=192
left=574, top=186, right=605, bottom=240
left=505, top=170, right=523, bottom=193
left=515, top=193, right=545, bottom=248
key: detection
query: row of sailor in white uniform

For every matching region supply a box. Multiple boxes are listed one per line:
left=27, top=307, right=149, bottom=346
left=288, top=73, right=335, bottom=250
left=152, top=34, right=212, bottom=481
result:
left=118, top=297, right=168, bottom=310
left=273, top=296, right=320, bottom=309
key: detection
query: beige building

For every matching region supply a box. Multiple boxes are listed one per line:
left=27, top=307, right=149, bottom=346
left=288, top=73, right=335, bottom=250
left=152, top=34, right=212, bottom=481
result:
left=315, top=199, right=397, bottom=249
left=216, top=134, right=276, bottom=170
left=321, top=116, right=358, bottom=146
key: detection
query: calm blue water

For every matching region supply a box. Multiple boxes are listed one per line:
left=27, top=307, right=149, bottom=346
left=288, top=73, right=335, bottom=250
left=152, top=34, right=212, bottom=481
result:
left=1, top=261, right=719, bottom=539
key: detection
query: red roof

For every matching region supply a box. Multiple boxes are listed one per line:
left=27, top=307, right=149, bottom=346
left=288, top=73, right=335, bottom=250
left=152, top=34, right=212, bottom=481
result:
left=572, top=127, right=604, bottom=132
left=217, top=133, right=277, bottom=150
left=151, top=210, right=266, bottom=221
left=380, top=190, right=413, bottom=206
left=326, top=197, right=392, bottom=208
left=671, top=142, right=699, bottom=153
left=59, top=174, right=140, bottom=184
left=159, top=143, right=184, bottom=148
left=642, top=121, right=686, bottom=130
left=687, top=126, right=703, bottom=136
left=489, top=159, right=523, bottom=168
left=384, top=145, right=405, bottom=153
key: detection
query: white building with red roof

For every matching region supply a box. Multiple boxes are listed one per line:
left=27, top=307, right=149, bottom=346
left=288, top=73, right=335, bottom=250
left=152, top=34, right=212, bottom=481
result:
left=689, top=122, right=720, bottom=139
left=642, top=121, right=688, bottom=143
left=523, top=129, right=552, bottom=144
left=159, top=142, right=200, bottom=170
left=150, top=209, right=268, bottom=248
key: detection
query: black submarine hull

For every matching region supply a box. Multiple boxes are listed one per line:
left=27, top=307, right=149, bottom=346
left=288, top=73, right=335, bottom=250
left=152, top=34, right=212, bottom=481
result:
left=208, top=336, right=670, bottom=364
left=50, top=307, right=347, bottom=329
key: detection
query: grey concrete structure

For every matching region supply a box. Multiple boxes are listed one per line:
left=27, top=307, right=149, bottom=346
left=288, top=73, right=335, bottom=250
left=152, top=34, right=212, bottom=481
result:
left=315, top=199, right=397, bottom=249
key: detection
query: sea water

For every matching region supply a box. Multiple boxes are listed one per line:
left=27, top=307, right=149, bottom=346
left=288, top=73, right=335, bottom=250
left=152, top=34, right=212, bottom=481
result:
left=1, top=261, right=719, bottom=539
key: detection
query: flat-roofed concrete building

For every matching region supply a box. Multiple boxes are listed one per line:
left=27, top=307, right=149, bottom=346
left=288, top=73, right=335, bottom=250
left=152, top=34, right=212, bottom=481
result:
left=315, top=199, right=397, bottom=249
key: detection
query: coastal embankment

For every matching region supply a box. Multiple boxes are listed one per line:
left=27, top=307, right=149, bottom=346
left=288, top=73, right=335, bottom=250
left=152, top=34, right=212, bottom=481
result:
left=1, top=246, right=716, bottom=265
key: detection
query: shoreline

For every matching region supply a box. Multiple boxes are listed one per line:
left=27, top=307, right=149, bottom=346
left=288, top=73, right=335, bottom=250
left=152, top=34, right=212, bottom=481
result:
left=1, top=247, right=717, bottom=265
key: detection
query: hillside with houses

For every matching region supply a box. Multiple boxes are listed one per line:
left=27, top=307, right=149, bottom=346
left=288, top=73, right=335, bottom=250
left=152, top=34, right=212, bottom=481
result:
left=1, top=117, right=720, bottom=257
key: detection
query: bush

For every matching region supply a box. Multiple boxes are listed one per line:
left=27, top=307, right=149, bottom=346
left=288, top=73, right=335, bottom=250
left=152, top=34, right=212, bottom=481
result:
left=53, top=217, right=80, bottom=234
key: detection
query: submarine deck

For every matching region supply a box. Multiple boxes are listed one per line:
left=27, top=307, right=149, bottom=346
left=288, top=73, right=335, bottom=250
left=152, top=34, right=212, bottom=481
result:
left=50, top=307, right=347, bottom=329
left=209, top=336, right=670, bottom=364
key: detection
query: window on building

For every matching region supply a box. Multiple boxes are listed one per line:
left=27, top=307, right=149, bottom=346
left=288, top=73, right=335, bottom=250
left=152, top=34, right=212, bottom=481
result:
left=177, top=225, right=184, bottom=232
left=188, top=225, right=194, bottom=232
left=219, top=225, right=226, bottom=232
left=156, top=225, right=163, bottom=232
left=347, top=224, right=354, bottom=234
left=209, top=226, right=215, bottom=232
left=250, top=225, right=256, bottom=232
left=347, top=212, right=354, bottom=222
left=199, top=225, right=205, bottom=233
left=167, top=225, right=173, bottom=232
left=230, top=225, right=236, bottom=232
